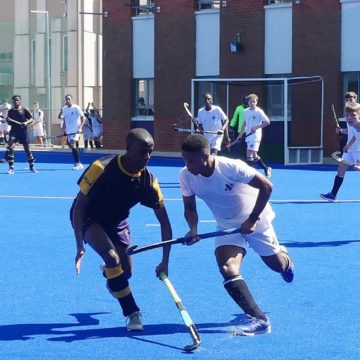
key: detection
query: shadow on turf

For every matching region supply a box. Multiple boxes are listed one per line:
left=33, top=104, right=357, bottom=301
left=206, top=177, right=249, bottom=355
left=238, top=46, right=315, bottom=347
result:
left=282, top=239, right=360, bottom=248
left=0, top=312, right=249, bottom=346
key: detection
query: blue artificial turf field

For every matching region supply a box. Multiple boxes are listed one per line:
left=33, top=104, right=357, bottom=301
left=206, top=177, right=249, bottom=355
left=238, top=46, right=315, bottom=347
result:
left=0, top=150, right=359, bottom=359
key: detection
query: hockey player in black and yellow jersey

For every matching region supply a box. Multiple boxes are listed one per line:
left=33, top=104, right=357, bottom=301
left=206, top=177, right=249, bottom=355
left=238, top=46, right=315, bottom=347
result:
left=70, top=128, right=172, bottom=331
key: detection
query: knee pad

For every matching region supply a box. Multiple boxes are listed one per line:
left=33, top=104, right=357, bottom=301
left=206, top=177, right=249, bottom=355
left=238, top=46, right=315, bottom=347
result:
left=103, top=264, right=131, bottom=299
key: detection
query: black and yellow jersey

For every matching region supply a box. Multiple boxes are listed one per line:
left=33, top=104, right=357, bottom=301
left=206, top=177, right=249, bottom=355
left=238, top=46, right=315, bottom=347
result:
left=76, top=155, right=164, bottom=226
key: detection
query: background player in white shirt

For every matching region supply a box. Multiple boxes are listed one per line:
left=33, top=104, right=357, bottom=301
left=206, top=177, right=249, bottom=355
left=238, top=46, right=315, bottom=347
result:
left=60, top=94, right=85, bottom=170
left=32, top=101, right=45, bottom=146
left=179, top=133, right=294, bottom=336
left=197, top=93, right=230, bottom=155
left=237, top=94, right=271, bottom=178
left=321, top=101, right=360, bottom=201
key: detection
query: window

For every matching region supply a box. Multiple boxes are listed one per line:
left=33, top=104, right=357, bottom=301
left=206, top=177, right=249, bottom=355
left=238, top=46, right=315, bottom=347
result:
left=133, top=0, right=155, bottom=16
left=266, top=76, right=292, bottom=119
left=62, top=35, right=68, bottom=73
left=343, top=72, right=360, bottom=96
left=265, top=0, right=292, bottom=5
left=135, top=79, right=154, bottom=116
left=31, top=39, right=36, bottom=85
left=198, top=0, right=221, bottom=10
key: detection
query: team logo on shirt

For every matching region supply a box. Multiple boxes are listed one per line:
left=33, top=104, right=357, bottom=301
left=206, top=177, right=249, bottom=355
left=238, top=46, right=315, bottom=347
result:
left=224, top=183, right=234, bottom=191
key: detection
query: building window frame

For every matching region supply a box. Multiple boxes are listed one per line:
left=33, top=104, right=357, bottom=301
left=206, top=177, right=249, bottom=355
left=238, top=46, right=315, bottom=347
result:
left=31, top=39, right=36, bottom=85
left=266, top=74, right=292, bottom=121
left=133, top=78, right=154, bottom=118
left=62, top=35, right=68, bottom=73
left=343, top=71, right=360, bottom=97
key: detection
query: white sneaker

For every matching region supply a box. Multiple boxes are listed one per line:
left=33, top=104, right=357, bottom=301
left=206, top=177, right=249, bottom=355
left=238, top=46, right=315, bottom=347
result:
left=126, top=311, right=143, bottom=332
left=7, top=168, right=14, bottom=175
left=73, top=163, right=84, bottom=170
left=232, top=316, right=271, bottom=336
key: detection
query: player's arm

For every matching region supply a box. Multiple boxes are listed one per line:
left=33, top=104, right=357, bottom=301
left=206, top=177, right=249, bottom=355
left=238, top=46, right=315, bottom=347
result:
left=72, top=191, right=89, bottom=274
left=182, top=195, right=200, bottom=245
left=343, top=135, right=356, bottom=153
left=236, top=121, right=246, bottom=141
left=241, top=173, right=272, bottom=234
left=24, top=108, right=33, bottom=126
left=154, top=206, right=173, bottom=277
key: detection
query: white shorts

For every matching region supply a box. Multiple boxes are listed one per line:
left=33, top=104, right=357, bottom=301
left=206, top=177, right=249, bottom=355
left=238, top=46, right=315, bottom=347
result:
left=33, top=123, right=44, bottom=137
left=68, top=133, right=80, bottom=142
left=214, top=224, right=281, bottom=257
left=343, top=151, right=360, bottom=165
left=0, top=123, right=11, bottom=132
left=205, top=134, right=223, bottom=151
left=246, top=140, right=261, bottom=152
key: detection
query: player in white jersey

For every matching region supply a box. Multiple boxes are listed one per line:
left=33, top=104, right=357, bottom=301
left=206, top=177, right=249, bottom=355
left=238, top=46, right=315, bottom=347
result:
left=197, top=93, right=230, bottom=155
left=32, top=102, right=45, bottom=146
left=179, top=133, right=294, bottom=336
left=59, top=94, right=85, bottom=170
left=321, top=102, right=360, bottom=201
left=237, top=93, right=271, bottom=178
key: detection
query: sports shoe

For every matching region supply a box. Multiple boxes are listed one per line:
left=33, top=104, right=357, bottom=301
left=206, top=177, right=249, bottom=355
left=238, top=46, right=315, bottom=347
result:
left=265, top=167, right=272, bottom=179
left=320, top=192, right=336, bottom=202
left=280, top=245, right=294, bottom=283
left=126, top=311, right=143, bottom=332
left=233, top=316, right=271, bottom=336
left=7, top=167, right=14, bottom=175
left=30, top=166, right=38, bottom=173
left=73, top=163, right=84, bottom=170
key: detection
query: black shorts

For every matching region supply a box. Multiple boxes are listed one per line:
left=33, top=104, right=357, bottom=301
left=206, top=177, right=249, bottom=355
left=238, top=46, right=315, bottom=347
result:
left=83, top=219, right=131, bottom=247
left=9, top=130, right=29, bottom=145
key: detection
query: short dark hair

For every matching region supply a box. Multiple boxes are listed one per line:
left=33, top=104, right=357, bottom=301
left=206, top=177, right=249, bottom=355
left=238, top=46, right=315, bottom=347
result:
left=126, top=128, right=154, bottom=149
left=12, top=95, right=21, bottom=100
left=181, top=134, right=209, bottom=153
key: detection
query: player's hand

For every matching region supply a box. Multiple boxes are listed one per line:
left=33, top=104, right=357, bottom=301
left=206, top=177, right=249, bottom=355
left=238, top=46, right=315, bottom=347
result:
left=343, top=145, right=349, bottom=153
left=335, top=127, right=341, bottom=135
left=240, top=218, right=257, bottom=234
left=354, top=162, right=360, bottom=171
left=184, top=230, right=200, bottom=246
left=155, top=260, right=168, bottom=278
left=75, top=248, right=85, bottom=275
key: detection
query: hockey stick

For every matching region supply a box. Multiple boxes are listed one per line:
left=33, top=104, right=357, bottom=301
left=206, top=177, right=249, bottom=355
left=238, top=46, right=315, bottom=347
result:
left=223, top=132, right=252, bottom=151
left=331, top=151, right=353, bottom=166
left=43, top=132, right=78, bottom=140
left=127, top=228, right=242, bottom=255
left=183, top=102, right=200, bottom=130
left=159, top=272, right=201, bottom=352
left=331, top=104, right=341, bottom=128
left=172, top=124, right=223, bottom=135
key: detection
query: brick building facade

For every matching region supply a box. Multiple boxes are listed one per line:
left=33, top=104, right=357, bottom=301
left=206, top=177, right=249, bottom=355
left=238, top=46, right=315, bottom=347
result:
left=102, top=0, right=360, bottom=163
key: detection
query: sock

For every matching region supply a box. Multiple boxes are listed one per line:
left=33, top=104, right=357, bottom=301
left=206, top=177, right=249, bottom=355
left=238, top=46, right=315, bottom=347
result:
left=104, top=265, right=140, bottom=317
left=255, top=157, right=268, bottom=171
left=224, top=276, right=266, bottom=320
left=331, top=175, right=344, bottom=196
left=71, top=148, right=80, bottom=163
left=7, top=147, right=14, bottom=168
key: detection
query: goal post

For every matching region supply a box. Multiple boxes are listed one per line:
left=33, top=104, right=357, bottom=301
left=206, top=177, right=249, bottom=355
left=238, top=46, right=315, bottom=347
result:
left=190, top=76, right=324, bottom=165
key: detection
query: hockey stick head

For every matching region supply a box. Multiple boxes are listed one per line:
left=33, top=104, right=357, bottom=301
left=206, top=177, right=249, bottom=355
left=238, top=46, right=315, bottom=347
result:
left=184, top=336, right=201, bottom=352
left=331, top=151, right=353, bottom=166
left=183, top=102, right=193, bottom=118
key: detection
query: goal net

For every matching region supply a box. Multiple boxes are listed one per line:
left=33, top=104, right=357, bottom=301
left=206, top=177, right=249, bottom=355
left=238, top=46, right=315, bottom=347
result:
left=190, top=76, right=324, bottom=165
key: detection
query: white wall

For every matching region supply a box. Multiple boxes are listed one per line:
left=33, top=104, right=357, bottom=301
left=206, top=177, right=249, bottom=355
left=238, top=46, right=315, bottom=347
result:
left=264, top=4, right=292, bottom=74
left=195, top=10, right=220, bottom=77
left=67, top=31, right=78, bottom=87
left=133, top=15, right=154, bottom=78
left=14, top=35, right=30, bottom=87
left=83, top=32, right=97, bottom=87
left=341, top=0, right=360, bottom=71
